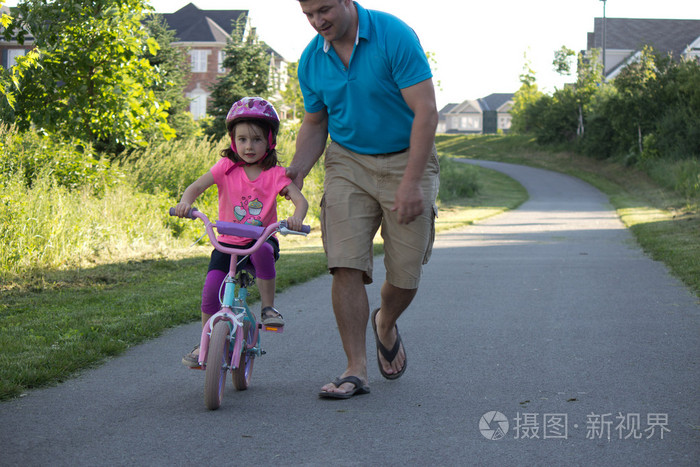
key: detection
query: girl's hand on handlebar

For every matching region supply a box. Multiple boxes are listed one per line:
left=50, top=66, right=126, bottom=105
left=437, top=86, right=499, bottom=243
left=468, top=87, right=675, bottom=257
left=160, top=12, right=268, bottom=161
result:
left=285, top=215, right=304, bottom=232
left=174, top=202, right=193, bottom=218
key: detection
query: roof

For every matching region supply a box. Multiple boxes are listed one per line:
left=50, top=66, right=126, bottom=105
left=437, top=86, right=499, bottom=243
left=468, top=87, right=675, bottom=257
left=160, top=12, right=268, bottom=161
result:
left=449, top=100, right=482, bottom=114
left=438, top=103, right=458, bottom=117
left=587, top=18, right=700, bottom=58
left=161, top=3, right=247, bottom=42
left=478, top=93, right=514, bottom=112
left=442, top=93, right=515, bottom=116
left=159, top=3, right=284, bottom=60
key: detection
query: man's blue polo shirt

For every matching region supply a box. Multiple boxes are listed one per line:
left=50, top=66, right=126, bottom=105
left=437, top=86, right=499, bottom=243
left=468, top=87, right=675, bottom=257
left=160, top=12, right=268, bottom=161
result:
left=298, top=2, right=432, bottom=155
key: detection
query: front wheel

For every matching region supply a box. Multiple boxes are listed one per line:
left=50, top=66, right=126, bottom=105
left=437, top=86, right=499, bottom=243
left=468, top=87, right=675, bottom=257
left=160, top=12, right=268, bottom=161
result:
left=232, top=321, right=255, bottom=390
left=204, top=321, right=230, bottom=410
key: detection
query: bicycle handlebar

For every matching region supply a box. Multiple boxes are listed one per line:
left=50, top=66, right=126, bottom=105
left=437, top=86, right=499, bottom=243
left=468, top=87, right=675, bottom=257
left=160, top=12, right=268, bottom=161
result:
left=169, top=206, right=199, bottom=219
left=168, top=207, right=310, bottom=256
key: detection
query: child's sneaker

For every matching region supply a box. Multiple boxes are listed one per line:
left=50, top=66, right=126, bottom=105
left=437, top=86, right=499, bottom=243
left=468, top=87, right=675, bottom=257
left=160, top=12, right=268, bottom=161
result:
left=182, top=344, right=201, bottom=368
left=261, top=306, right=284, bottom=327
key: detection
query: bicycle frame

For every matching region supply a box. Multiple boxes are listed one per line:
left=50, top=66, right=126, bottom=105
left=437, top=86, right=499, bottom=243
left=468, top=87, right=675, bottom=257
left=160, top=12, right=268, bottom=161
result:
left=171, top=208, right=309, bottom=371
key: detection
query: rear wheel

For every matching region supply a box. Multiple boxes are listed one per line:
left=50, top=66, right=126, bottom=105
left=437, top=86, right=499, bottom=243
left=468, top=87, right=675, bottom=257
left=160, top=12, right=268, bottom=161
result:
left=232, top=321, right=255, bottom=390
left=204, top=321, right=230, bottom=410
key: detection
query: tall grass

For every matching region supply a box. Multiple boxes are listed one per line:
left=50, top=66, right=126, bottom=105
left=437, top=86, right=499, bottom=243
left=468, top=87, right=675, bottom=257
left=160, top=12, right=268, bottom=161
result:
left=0, top=171, right=176, bottom=278
left=2, top=124, right=483, bottom=282
left=643, top=158, right=700, bottom=201
left=437, top=155, right=480, bottom=202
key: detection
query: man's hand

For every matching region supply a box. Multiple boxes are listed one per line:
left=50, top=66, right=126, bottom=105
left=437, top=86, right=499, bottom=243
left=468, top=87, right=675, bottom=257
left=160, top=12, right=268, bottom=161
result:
left=391, top=179, right=424, bottom=224
left=282, top=165, right=305, bottom=200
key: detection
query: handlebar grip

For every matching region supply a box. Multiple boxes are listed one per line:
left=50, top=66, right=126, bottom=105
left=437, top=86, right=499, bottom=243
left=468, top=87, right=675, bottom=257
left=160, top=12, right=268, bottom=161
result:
left=168, top=207, right=198, bottom=219
left=279, top=220, right=311, bottom=234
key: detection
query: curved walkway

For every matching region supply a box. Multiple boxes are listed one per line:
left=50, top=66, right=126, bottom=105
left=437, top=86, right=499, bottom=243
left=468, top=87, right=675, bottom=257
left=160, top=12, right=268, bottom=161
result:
left=1, top=160, right=698, bottom=465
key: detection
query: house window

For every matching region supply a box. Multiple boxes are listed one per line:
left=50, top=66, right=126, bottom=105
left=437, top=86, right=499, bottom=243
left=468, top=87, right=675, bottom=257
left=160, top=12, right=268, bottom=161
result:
left=188, top=84, right=208, bottom=120
left=190, top=50, right=210, bottom=73
left=463, top=116, right=479, bottom=129
left=190, top=94, right=207, bottom=119
left=218, top=50, right=225, bottom=73
left=6, top=48, right=25, bottom=68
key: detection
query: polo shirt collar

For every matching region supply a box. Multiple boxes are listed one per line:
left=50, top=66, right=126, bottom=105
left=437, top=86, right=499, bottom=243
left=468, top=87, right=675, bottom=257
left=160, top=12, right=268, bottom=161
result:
left=323, top=1, right=370, bottom=53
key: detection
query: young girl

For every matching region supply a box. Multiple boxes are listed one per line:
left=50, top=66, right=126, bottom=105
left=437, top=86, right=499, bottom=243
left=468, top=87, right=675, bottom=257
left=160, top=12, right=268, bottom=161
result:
left=174, top=97, right=308, bottom=367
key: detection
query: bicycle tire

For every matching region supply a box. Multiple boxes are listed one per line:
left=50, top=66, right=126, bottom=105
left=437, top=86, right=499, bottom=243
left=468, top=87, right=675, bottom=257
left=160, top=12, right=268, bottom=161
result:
left=204, top=321, right=230, bottom=410
left=232, top=321, right=255, bottom=390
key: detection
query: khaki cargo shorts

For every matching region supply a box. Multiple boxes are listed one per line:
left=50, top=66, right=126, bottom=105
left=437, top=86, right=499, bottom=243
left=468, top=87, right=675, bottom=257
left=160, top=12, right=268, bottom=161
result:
left=320, top=142, right=440, bottom=289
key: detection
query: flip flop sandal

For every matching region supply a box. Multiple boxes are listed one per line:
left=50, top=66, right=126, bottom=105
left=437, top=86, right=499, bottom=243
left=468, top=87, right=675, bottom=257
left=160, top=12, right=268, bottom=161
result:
left=371, top=308, right=407, bottom=380
left=318, top=376, right=370, bottom=399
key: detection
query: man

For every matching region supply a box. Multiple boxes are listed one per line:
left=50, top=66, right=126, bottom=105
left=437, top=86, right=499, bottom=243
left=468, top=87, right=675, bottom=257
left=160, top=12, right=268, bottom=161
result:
left=287, top=0, right=439, bottom=398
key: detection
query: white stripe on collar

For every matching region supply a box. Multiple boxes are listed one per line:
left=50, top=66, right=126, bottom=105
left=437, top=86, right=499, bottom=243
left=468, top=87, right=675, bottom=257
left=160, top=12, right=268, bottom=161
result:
left=323, top=24, right=360, bottom=53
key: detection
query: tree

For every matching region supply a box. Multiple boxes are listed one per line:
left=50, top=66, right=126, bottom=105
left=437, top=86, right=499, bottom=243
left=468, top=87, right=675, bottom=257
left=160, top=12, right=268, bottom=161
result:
left=551, top=46, right=603, bottom=139
left=7, top=0, right=174, bottom=153
left=572, top=48, right=604, bottom=137
left=0, top=1, right=39, bottom=111
left=612, top=45, right=658, bottom=155
left=553, top=45, right=576, bottom=76
left=143, top=13, right=198, bottom=139
left=205, top=20, right=271, bottom=138
left=510, top=51, right=543, bottom=134
left=650, top=56, right=700, bottom=159
left=280, top=61, right=304, bottom=121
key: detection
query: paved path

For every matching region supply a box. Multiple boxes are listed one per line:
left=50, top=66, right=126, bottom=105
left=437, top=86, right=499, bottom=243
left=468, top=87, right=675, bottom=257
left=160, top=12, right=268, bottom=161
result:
left=1, top=160, right=698, bottom=466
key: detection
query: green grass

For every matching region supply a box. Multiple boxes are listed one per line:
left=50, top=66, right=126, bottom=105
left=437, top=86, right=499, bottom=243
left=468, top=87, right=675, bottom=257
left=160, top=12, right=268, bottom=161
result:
left=436, top=133, right=700, bottom=297
left=9, top=132, right=695, bottom=401
left=0, top=163, right=525, bottom=400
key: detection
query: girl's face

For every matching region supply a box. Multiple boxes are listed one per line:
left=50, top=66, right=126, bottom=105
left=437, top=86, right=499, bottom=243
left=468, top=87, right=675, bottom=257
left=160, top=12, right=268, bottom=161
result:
left=232, top=122, right=268, bottom=165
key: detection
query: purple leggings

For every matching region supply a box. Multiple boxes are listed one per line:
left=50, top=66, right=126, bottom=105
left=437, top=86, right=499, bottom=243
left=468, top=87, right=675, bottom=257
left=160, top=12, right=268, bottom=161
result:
left=201, top=241, right=276, bottom=316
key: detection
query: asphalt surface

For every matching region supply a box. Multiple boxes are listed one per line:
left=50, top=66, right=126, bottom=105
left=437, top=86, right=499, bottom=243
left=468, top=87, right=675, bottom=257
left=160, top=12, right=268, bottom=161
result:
left=1, top=159, right=699, bottom=466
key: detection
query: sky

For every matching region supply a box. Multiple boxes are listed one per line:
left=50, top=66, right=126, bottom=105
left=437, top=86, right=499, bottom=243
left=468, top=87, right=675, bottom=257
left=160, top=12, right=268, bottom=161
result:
left=6, top=0, right=700, bottom=109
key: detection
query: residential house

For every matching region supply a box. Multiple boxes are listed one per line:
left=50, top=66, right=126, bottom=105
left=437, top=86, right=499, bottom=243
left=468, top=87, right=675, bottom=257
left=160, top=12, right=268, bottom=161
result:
left=1, top=3, right=288, bottom=120
left=0, top=5, right=34, bottom=71
left=587, top=18, right=700, bottom=80
left=160, top=3, right=288, bottom=120
left=437, top=93, right=514, bottom=134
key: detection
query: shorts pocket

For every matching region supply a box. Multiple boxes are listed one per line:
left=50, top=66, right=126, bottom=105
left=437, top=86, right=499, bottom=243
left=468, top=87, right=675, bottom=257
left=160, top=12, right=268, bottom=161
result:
left=422, top=204, right=438, bottom=265
left=319, top=194, right=329, bottom=257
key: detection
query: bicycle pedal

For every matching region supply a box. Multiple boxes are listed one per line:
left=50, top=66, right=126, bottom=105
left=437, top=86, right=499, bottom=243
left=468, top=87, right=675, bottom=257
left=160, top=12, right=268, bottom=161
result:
left=262, top=325, right=284, bottom=333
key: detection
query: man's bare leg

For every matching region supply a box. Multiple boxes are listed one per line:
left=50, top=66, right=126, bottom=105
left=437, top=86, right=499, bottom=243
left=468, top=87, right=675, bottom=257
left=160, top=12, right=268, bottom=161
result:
left=374, top=281, right=416, bottom=376
left=320, top=267, right=369, bottom=395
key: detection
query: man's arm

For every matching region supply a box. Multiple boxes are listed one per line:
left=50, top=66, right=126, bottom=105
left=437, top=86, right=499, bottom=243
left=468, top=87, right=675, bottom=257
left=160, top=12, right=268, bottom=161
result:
left=394, top=77, right=439, bottom=224
left=285, top=108, right=329, bottom=190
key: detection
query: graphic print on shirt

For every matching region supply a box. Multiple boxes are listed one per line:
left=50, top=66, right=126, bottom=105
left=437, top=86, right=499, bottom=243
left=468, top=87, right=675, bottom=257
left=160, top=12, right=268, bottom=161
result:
left=234, top=195, right=264, bottom=226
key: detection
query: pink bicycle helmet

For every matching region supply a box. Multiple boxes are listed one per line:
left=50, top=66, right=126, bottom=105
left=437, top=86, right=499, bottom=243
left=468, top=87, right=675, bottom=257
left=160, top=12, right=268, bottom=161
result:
left=225, top=97, right=280, bottom=161
left=225, top=97, right=280, bottom=135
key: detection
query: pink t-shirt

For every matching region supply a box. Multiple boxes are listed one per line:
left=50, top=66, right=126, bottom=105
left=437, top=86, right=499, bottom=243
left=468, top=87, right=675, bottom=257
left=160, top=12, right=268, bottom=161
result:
left=210, top=158, right=291, bottom=245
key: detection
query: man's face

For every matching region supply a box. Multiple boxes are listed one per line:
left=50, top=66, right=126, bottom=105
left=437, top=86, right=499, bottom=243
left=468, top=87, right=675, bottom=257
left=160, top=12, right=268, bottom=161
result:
left=299, top=0, right=353, bottom=43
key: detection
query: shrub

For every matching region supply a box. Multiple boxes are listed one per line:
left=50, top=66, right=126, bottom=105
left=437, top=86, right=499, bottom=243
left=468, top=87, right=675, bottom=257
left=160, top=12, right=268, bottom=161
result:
left=0, top=125, right=113, bottom=193
left=437, top=155, right=480, bottom=202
